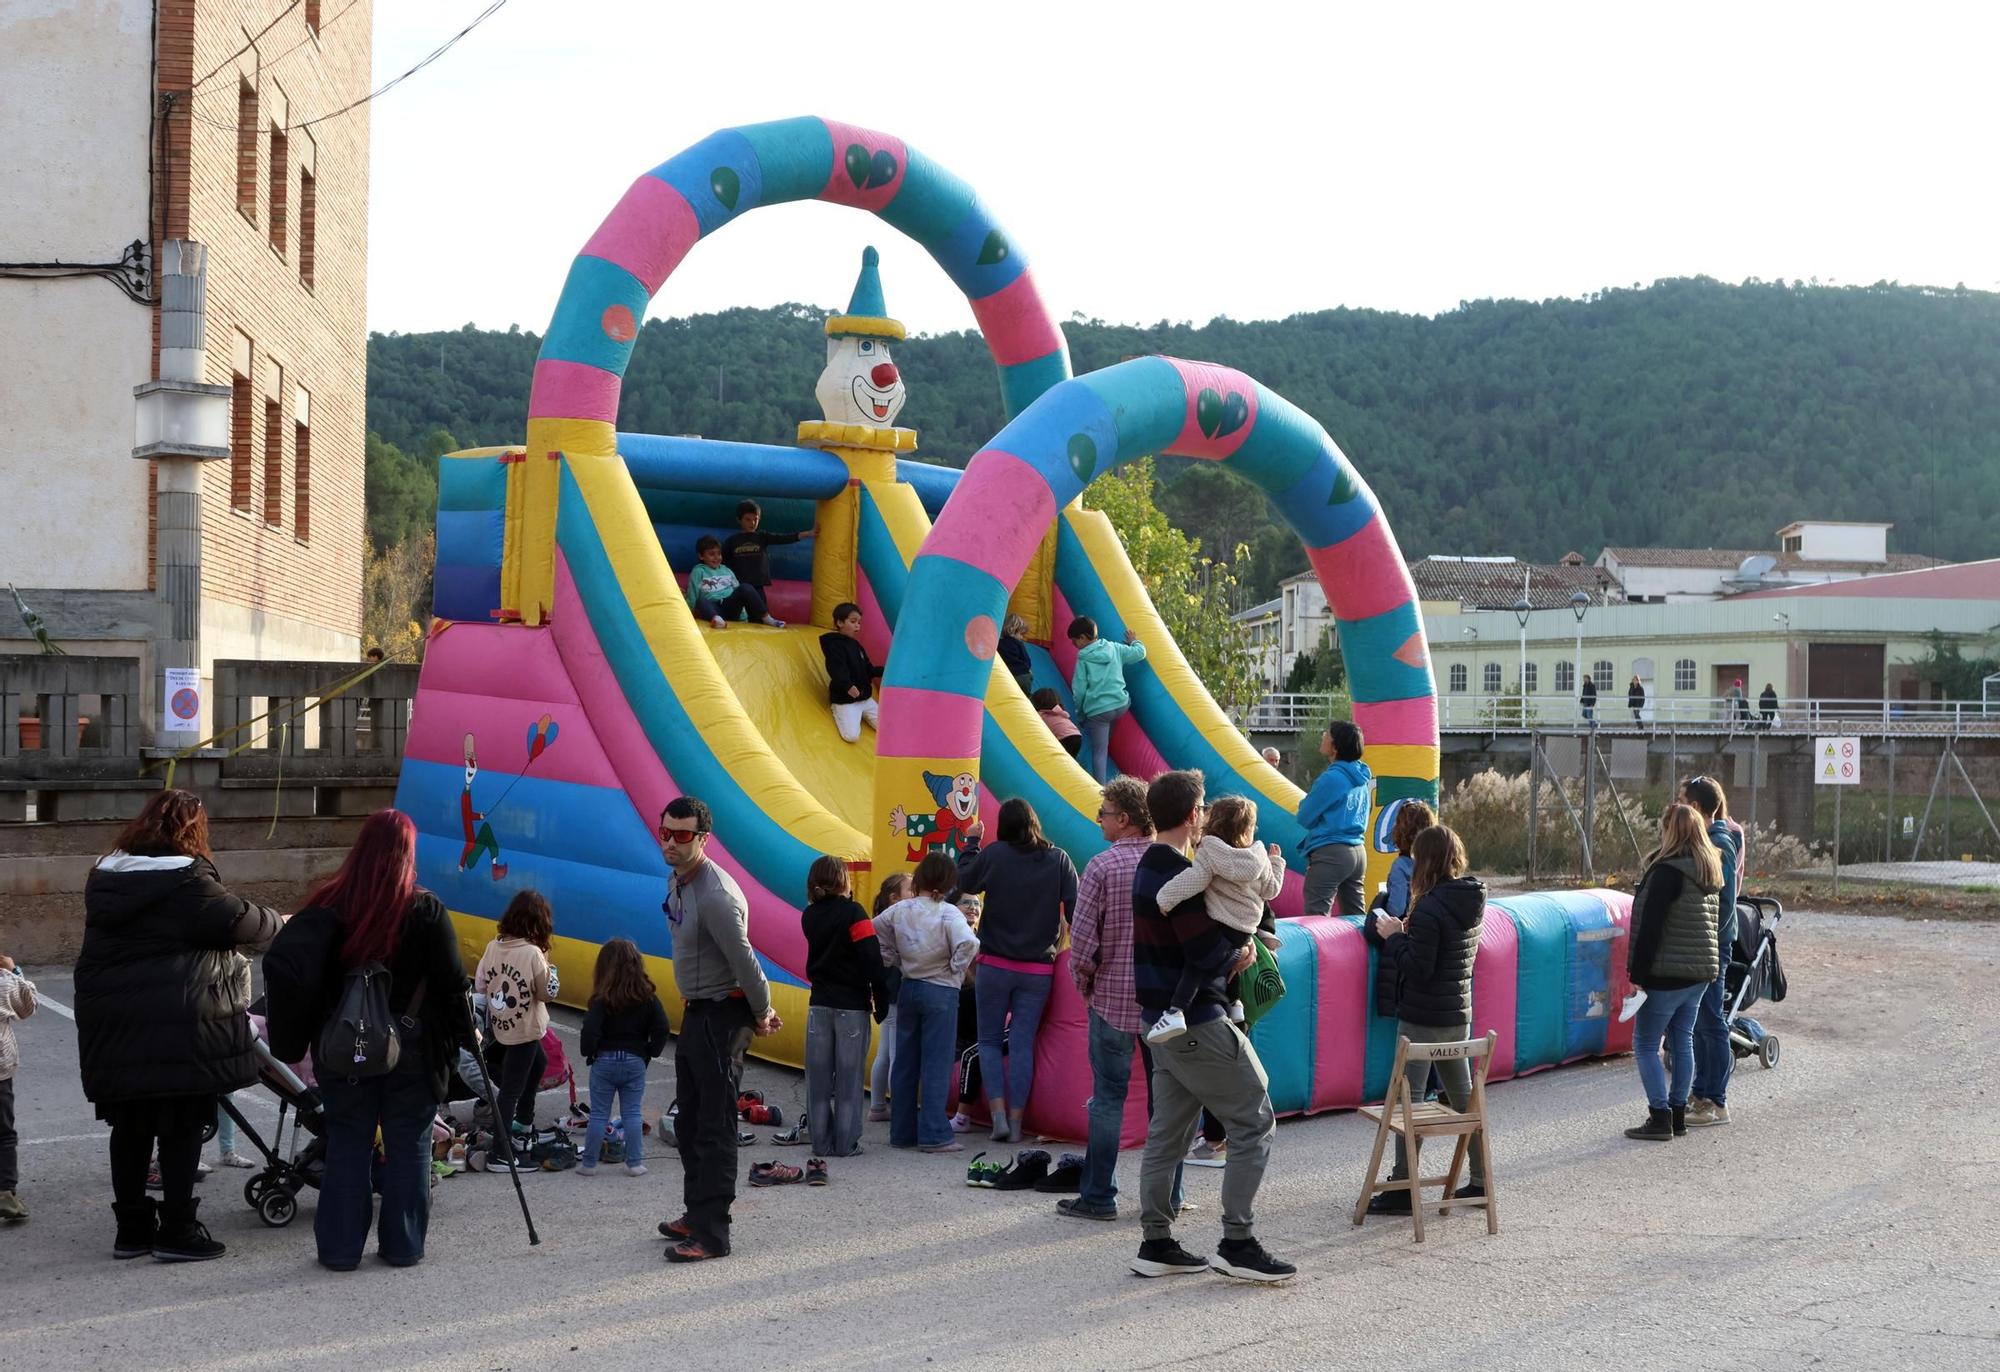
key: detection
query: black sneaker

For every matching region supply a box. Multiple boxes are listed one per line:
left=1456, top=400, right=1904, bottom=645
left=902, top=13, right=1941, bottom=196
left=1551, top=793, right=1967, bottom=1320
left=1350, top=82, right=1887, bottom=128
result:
left=1365, top=1189, right=1413, bottom=1216
left=990, top=1149, right=1051, bottom=1191
left=1130, top=1238, right=1208, bottom=1277
left=1055, top=1197, right=1117, bottom=1222
left=1211, top=1237, right=1296, bottom=1283
left=153, top=1202, right=225, bottom=1263
left=1032, top=1154, right=1084, bottom=1194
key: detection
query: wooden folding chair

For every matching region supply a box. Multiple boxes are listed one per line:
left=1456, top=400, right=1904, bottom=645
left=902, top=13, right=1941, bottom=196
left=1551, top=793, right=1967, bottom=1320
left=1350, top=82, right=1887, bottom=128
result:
left=1351, top=1030, right=1499, bottom=1241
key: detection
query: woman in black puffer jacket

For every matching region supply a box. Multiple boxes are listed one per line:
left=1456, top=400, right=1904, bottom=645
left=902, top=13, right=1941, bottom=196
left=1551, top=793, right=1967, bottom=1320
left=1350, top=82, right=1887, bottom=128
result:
left=1367, top=823, right=1488, bottom=1214
left=74, top=790, right=283, bottom=1263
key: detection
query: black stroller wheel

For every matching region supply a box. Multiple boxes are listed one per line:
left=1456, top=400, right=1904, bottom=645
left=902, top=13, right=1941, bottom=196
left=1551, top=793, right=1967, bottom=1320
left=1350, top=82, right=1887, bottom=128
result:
left=245, top=1176, right=271, bottom=1207
left=258, top=1189, right=298, bottom=1227
left=1760, top=1034, right=1781, bottom=1069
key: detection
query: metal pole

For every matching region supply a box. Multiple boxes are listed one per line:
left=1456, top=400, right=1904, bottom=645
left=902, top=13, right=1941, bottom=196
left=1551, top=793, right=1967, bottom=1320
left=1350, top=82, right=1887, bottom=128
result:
left=1885, top=734, right=1896, bottom=863
left=1583, top=732, right=1598, bottom=882
left=1833, top=779, right=1842, bottom=899
left=1749, top=733, right=1760, bottom=839
left=1573, top=622, right=1584, bottom=726
left=1527, top=732, right=1540, bottom=882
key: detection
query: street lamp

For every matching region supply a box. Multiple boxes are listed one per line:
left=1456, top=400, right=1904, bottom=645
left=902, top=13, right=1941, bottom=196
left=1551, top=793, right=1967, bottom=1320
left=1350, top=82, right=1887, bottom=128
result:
left=1569, top=591, right=1590, bottom=719
left=1511, top=598, right=1532, bottom=725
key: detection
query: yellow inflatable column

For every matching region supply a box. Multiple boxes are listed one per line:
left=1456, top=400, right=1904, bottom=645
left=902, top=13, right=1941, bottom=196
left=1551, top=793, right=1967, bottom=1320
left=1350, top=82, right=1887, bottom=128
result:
left=798, top=420, right=915, bottom=628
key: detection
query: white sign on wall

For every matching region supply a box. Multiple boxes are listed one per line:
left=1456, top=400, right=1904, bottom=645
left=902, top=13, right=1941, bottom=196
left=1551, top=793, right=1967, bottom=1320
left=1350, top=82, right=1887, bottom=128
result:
left=162, top=667, right=201, bottom=736
left=1813, top=736, right=1861, bottom=786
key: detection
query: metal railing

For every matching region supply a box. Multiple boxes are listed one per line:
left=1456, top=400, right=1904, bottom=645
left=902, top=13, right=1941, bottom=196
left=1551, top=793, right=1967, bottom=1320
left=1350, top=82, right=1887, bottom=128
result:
left=1246, top=690, right=2000, bottom=736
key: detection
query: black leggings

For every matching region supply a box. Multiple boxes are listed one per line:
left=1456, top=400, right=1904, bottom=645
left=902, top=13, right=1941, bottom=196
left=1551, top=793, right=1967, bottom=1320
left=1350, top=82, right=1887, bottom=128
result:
left=107, top=1099, right=206, bottom=1208
left=492, top=1039, right=545, bottom=1158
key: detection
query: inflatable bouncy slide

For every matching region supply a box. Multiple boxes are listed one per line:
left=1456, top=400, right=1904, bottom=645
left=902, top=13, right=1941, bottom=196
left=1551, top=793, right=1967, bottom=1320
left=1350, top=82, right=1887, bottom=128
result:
left=395, top=118, right=1638, bottom=1140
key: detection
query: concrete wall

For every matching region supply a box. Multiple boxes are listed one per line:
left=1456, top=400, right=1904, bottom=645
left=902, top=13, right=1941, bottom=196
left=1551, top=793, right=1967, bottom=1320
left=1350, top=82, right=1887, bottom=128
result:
left=0, top=0, right=157, bottom=593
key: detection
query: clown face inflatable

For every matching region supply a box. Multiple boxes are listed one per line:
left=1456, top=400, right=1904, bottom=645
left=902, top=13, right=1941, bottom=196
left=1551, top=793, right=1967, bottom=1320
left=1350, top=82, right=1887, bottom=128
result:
left=815, top=334, right=906, bottom=427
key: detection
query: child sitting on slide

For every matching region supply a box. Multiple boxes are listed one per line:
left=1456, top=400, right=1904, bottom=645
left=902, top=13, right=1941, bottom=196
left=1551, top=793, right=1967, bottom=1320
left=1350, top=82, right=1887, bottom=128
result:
left=687, top=535, right=784, bottom=630
left=1145, top=795, right=1284, bottom=1043
left=1031, top=688, right=1082, bottom=758
left=819, top=602, right=881, bottom=743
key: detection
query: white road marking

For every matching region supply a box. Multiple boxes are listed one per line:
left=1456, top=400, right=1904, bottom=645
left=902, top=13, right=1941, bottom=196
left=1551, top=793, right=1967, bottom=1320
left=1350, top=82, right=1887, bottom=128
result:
left=31, top=993, right=74, bottom=1021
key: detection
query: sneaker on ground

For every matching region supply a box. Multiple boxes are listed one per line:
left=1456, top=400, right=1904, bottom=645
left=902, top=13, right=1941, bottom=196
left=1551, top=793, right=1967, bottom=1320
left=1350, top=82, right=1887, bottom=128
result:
left=625, top=1163, right=649, bottom=1177
left=770, top=1123, right=811, bottom=1146
left=805, top=1157, right=828, bottom=1186
left=1055, top=1197, right=1116, bottom=1221
left=991, top=1150, right=1051, bottom=1190
left=1185, top=1139, right=1226, bottom=1167
left=154, top=1216, right=225, bottom=1263
left=1032, top=1155, right=1085, bottom=1194
left=483, top=1154, right=536, bottom=1177
left=965, top=1152, right=1005, bottom=1188
left=866, top=1105, right=890, bottom=1122
left=1365, top=1188, right=1413, bottom=1215
left=747, top=1160, right=805, bottom=1187
left=1130, top=1238, right=1208, bottom=1277
left=216, top=1151, right=255, bottom=1169
left=144, top=1163, right=163, bottom=1191
left=1211, top=1238, right=1296, bottom=1283
left=666, top=1237, right=727, bottom=1262
left=1452, top=1182, right=1485, bottom=1200
left=736, top=1128, right=757, bottom=1147
left=658, top=1214, right=693, bottom=1240
left=575, top=1165, right=598, bottom=1177
left=0, top=1191, right=27, bottom=1222
left=949, top=1112, right=975, bottom=1133
left=1145, top=1008, right=1188, bottom=1044
left=918, top=1140, right=963, bottom=1154
left=1686, top=1098, right=1730, bottom=1127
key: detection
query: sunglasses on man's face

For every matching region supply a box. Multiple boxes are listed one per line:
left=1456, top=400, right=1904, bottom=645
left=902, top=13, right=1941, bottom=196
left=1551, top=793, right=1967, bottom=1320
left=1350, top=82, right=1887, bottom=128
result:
left=659, top=824, right=705, bottom=842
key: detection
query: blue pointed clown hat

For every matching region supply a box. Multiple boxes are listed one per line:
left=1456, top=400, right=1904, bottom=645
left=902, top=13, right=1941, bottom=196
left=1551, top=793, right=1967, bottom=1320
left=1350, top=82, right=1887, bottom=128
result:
left=826, top=246, right=906, bottom=341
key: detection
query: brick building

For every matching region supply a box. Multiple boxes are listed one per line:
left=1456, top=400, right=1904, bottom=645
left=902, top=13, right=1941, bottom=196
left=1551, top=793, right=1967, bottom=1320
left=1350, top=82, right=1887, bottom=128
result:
left=0, top=0, right=371, bottom=738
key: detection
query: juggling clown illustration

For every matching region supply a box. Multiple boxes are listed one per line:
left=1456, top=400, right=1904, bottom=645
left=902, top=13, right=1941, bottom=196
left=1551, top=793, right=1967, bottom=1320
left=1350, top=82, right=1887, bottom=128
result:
left=888, top=769, right=980, bottom=864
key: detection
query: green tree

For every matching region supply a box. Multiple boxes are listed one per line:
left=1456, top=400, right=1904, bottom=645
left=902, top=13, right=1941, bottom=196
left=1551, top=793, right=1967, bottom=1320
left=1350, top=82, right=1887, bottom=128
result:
left=364, top=431, right=437, bottom=553
left=1904, top=630, right=2000, bottom=700
left=1082, top=458, right=1265, bottom=720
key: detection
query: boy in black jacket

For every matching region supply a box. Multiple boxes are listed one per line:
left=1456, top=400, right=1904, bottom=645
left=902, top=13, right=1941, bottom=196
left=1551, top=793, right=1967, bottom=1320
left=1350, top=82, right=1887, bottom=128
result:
left=721, top=499, right=813, bottom=592
left=799, top=857, right=888, bottom=1158
left=820, top=602, right=881, bottom=743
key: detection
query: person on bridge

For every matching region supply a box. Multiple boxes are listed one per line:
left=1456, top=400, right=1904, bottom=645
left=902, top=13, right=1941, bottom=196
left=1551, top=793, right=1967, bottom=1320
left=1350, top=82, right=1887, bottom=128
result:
left=1759, top=683, right=1779, bottom=726
left=1580, top=675, right=1598, bottom=725
left=1627, top=674, right=1646, bottom=725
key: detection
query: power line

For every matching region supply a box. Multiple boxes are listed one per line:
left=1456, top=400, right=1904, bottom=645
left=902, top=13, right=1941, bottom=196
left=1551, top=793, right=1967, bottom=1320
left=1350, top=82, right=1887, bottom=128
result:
left=184, top=0, right=511, bottom=135
left=191, top=0, right=303, bottom=92
left=190, top=0, right=365, bottom=96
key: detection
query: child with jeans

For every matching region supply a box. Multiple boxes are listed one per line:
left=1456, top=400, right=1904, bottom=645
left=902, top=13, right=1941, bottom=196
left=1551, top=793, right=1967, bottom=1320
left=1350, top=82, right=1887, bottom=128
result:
left=0, top=953, right=37, bottom=1222
left=1066, top=616, right=1147, bottom=783
left=577, top=938, right=669, bottom=1177
left=865, top=874, right=912, bottom=1121
left=873, top=853, right=979, bottom=1153
left=687, top=535, right=783, bottom=630
left=800, top=857, right=888, bottom=1159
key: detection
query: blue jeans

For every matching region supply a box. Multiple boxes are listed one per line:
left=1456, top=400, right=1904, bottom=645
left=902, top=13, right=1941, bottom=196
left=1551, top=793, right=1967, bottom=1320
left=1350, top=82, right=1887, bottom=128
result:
left=1691, top=969, right=1735, bottom=1106
left=1079, top=1011, right=1183, bottom=1214
left=1632, top=983, right=1706, bottom=1110
left=583, top=1051, right=648, bottom=1168
left=975, top=964, right=1053, bottom=1119
left=316, top=1052, right=437, bottom=1269
left=1080, top=705, right=1127, bottom=783
left=806, top=1006, right=871, bottom=1157
left=891, top=979, right=960, bottom=1148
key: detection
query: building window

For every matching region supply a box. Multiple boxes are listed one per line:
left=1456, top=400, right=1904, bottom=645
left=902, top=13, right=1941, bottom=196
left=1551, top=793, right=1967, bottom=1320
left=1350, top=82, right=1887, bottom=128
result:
left=305, top=0, right=321, bottom=34
left=262, top=398, right=284, bottom=524
left=236, top=81, right=259, bottom=223
left=230, top=373, right=253, bottom=509
left=1555, top=660, right=1575, bottom=693
left=1592, top=660, right=1614, bottom=690
left=1449, top=663, right=1468, bottom=693
left=1674, top=658, right=1697, bottom=691
left=268, top=127, right=289, bottom=256
left=298, top=167, right=315, bottom=288
left=1523, top=662, right=1538, bottom=694
left=293, top=388, right=311, bottom=541
left=1782, top=534, right=1801, bottom=553
left=1483, top=663, right=1502, bottom=694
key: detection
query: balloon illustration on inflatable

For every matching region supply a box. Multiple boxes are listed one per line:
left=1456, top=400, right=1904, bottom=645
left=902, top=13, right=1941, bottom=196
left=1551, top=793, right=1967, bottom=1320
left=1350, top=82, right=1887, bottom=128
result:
left=395, top=117, right=1639, bottom=1140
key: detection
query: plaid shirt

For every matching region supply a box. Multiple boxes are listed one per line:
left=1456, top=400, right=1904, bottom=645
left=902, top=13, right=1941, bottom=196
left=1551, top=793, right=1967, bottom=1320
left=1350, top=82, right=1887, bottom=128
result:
left=1068, top=836, right=1152, bottom=1034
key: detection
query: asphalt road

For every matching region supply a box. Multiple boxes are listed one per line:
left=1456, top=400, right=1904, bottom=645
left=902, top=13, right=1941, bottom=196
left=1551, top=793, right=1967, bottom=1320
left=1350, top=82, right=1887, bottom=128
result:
left=2, top=910, right=1995, bottom=1371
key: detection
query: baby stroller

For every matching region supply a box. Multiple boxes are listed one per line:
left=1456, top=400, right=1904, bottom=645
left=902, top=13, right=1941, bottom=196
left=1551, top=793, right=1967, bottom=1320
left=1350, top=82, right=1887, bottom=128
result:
left=209, top=1037, right=327, bottom=1228
left=1725, top=894, right=1788, bottom=1070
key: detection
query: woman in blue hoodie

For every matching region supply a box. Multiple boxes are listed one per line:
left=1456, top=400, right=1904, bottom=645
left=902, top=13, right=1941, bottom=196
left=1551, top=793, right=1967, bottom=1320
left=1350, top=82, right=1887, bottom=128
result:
left=1298, top=720, right=1373, bottom=917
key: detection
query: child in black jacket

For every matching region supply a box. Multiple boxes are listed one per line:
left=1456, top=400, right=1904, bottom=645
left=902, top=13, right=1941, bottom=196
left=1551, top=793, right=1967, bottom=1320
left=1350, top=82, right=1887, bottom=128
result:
left=820, top=602, right=882, bottom=744
left=800, top=857, right=888, bottom=1158
left=577, top=938, right=669, bottom=1176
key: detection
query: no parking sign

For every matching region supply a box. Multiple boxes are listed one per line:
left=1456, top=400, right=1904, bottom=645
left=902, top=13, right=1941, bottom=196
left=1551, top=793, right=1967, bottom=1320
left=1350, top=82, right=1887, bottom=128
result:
left=163, top=667, right=201, bottom=734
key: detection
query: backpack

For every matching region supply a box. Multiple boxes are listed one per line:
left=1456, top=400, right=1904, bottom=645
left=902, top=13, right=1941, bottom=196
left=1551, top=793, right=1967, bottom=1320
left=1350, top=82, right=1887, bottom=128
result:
left=315, top=963, right=425, bottom=1079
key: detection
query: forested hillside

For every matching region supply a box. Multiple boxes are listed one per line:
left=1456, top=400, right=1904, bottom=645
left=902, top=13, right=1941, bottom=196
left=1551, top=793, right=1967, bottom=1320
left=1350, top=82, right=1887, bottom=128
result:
left=367, top=278, right=2000, bottom=597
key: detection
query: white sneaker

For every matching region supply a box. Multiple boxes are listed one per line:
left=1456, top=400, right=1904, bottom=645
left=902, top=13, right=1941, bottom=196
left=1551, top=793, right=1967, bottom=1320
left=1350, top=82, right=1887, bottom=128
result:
left=1146, top=1008, right=1188, bottom=1044
left=575, top=1165, right=597, bottom=1177
left=1185, top=1138, right=1227, bottom=1168
left=217, top=1151, right=255, bottom=1169
left=1227, top=1000, right=1247, bottom=1025
left=625, top=1163, right=649, bottom=1176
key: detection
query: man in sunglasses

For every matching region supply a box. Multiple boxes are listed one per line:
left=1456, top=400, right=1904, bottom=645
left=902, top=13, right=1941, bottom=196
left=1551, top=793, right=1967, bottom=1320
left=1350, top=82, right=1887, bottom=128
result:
left=655, top=796, right=781, bottom=1263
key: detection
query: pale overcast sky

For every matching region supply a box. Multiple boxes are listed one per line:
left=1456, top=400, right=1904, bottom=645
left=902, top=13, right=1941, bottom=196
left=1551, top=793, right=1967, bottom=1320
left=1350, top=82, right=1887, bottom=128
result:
left=365, top=1, right=2000, bottom=338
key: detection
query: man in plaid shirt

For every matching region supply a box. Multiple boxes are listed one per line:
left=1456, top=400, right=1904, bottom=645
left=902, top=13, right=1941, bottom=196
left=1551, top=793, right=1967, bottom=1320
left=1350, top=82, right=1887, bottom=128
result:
left=1057, top=777, right=1185, bottom=1221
